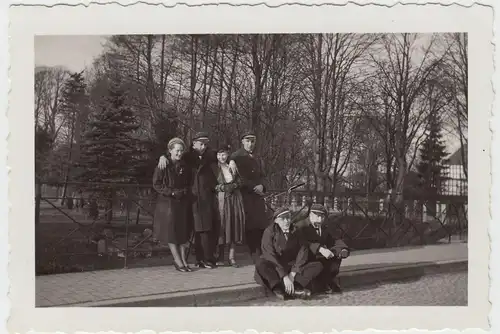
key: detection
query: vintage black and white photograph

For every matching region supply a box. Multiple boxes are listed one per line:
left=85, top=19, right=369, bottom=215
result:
left=33, top=32, right=469, bottom=307
left=8, top=2, right=495, bottom=332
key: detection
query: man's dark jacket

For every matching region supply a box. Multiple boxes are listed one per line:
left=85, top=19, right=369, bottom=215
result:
left=296, top=218, right=350, bottom=259
left=183, top=148, right=219, bottom=232
left=230, top=148, right=269, bottom=230
left=254, top=223, right=310, bottom=286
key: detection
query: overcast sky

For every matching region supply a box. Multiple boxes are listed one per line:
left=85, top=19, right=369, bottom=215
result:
left=35, top=35, right=107, bottom=72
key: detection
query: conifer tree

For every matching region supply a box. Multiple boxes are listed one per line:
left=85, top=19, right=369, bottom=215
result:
left=77, top=78, right=140, bottom=222
left=417, top=111, right=449, bottom=196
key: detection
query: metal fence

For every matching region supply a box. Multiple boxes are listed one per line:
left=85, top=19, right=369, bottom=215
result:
left=35, top=181, right=468, bottom=275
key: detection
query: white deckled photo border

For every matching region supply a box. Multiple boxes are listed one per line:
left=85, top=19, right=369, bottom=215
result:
left=6, top=1, right=494, bottom=333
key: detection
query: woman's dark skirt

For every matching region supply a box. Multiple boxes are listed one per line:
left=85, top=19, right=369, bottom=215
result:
left=153, top=195, right=192, bottom=245
left=217, top=189, right=246, bottom=245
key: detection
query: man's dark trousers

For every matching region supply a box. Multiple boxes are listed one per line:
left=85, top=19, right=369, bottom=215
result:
left=246, top=229, right=264, bottom=262
left=255, top=258, right=323, bottom=291
left=316, top=258, right=342, bottom=288
left=195, top=231, right=216, bottom=263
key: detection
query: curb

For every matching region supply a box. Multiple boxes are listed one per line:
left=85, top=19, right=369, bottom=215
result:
left=67, top=259, right=467, bottom=307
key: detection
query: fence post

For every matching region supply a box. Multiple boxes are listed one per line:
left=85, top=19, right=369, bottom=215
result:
left=124, top=191, right=131, bottom=269
left=35, top=182, right=41, bottom=225
left=422, top=202, right=428, bottom=222
left=324, top=196, right=331, bottom=212
left=289, top=194, right=296, bottom=211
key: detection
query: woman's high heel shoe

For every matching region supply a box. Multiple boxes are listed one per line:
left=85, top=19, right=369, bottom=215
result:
left=174, top=263, right=188, bottom=273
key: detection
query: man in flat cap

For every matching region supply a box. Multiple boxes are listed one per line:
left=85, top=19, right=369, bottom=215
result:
left=254, top=206, right=323, bottom=300
left=295, top=203, right=350, bottom=293
left=158, top=131, right=219, bottom=269
left=229, top=130, right=269, bottom=263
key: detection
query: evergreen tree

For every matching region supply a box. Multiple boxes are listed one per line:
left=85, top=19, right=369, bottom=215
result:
left=417, top=111, right=449, bottom=196
left=134, top=113, right=179, bottom=185
left=77, top=78, right=140, bottom=222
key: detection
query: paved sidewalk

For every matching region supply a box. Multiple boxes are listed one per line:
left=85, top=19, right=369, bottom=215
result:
left=36, top=243, right=467, bottom=307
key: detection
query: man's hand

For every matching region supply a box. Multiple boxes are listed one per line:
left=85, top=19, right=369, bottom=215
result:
left=229, top=160, right=238, bottom=174
left=339, top=248, right=350, bottom=259
left=158, top=155, right=168, bottom=169
left=283, top=275, right=295, bottom=295
left=253, top=184, right=264, bottom=195
left=319, top=247, right=335, bottom=259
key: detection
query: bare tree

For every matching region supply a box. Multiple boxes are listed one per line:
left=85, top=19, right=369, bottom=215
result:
left=440, top=33, right=468, bottom=177
left=298, top=33, right=378, bottom=196
left=368, top=33, right=444, bottom=205
left=34, top=66, right=69, bottom=142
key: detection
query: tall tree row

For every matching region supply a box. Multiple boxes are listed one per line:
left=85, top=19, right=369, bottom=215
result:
left=35, top=33, right=468, bottom=201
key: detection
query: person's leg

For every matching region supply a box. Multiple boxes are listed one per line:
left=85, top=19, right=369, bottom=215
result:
left=228, top=243, right=238, bottom=267
left=179, top=243, right=191, bottom=270
left=255, top=259, right=283, bottom=292
left=254, top=229, right=264, bottom=257
left=194, top=232, right=203, bottom=263
left=323, top=258, right=342, bottom=292
left=246, top=229, right=264, bottom=263
left=168, top=243, right=186, bottom=271
left=216, top=244, right=225, bottom=266
left=294, top=261, right=324, bottom=291
left=200, top=231, right=216, bottom=266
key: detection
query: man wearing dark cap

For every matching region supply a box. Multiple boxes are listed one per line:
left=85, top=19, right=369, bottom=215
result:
left=254, top=206, right=324, bottom=300
left=229, top=131, right=269, bottom=263
left=158, top=131, right=219, bottom=268
left=296, top=203, right=350, bottom=293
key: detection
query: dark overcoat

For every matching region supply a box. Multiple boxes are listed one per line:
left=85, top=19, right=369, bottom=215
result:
left=295, top=218, right=350, bottom=259
left=254, top=223, right=310, bottom=287
left=184, top=148, right=219, bottom=232
left=230, top=148, right=270, bottom=230
left=152, top=160, right=192, bottom=244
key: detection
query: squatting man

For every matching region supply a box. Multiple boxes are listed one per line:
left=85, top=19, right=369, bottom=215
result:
left=254, top=206, right=323, bottom=300
left=253, top=202, right=350, bottom=300
left=297, top=203, right=350, bottom=294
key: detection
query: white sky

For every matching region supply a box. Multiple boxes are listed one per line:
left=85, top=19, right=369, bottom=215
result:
left=35, top=35, right=108, bottom=72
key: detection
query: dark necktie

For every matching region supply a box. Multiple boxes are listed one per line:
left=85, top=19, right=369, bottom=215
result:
left=283, top=232, right=289, bottom=240
left=314, top=226, right=321, bottom=237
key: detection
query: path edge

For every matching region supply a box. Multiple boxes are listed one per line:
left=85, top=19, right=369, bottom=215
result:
left=55, top=259, right=467, bottom=307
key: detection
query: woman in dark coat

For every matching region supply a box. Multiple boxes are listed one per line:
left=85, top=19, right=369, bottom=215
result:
left=214, top=145, right=246, bottom=267
left=153, top=137, right=192, bottom=273
left=156, top=131, right=220, bottom=269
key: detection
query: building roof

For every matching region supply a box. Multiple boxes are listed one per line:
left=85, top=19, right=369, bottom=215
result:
left=447, top=144, right=467, bottom=166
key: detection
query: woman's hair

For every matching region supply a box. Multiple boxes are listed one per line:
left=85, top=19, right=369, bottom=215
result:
left=167, top=137, right=186, bottom=151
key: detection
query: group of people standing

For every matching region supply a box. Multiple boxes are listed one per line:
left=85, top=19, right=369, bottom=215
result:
left=152, top=130, right=269, bottom=271
left=152, top=129, right=350, bottom=300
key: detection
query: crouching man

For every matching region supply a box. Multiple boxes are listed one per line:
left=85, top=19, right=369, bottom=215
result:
left=254, top=206, right=323, bottom=300
left=297, top=204, right=350, bottom=294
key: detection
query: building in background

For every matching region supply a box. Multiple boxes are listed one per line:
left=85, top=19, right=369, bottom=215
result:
left=442, top=145, right=468, bottom=196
